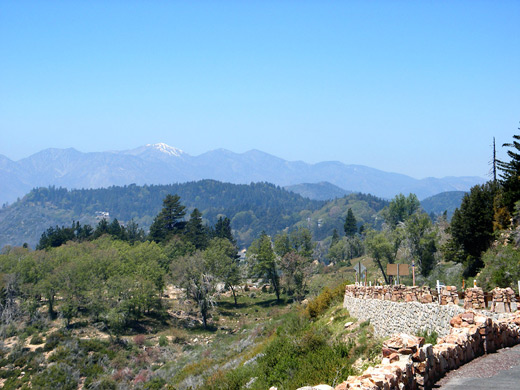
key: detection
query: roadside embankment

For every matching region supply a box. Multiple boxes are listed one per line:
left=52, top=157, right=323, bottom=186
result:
left=333, top=284, right=520, bottom=390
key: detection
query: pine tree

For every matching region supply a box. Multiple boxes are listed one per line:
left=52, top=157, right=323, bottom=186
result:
left=344, top=208, right=357, bottom=237
left=93, top=218, right=109, bottom=238
left=330, top=228, right=340, bottom=248
left=214, top=216, right=234, bottom=244
left=185, top=208, right=208, bottom=250
left=149, top=194, right=186, bottom=242
left=497, top=128, right=520, bottom=213
left=444, top=182, right=496, bottom=276
left=108, top=218, right=124, bottom=240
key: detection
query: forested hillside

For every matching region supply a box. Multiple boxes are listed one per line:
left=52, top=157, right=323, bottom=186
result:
left=295, top=193, right=389, bottom=242
left=420, top=191, right=467, bottom=218
left=0, top=181, right=327, bottom=249
left=0, top=181, right=391, bottom=250
left=284, top=181, right=351, bottom=200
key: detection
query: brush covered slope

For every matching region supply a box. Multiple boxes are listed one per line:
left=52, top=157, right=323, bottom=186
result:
left=0, top=240, right=380, bottom=390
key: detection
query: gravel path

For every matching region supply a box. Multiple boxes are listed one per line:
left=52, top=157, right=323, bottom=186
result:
left=434, top=343, right=520, bottom=389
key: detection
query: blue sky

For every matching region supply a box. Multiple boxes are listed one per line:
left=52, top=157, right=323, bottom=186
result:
left=1, top=1, right=518, bottom=179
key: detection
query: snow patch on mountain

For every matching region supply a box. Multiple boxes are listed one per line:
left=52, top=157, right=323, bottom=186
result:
left=146, top=143, right=184, bottom=157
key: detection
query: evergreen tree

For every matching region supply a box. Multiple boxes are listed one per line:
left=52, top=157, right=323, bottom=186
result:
left=330, top=228, right=340, bottom=248
left=443, top=182, right=496, bottom=276
left=248, top=232, right=281, bottom=302
left=36, top=224, right=76, bottom=250
left=75, top=223, right=93, bottom=241
left=213, top=216, right=235, bottom=244
left=108, top=218, right=124, bottom=240
left=126, top=220, right=146, bottom=244
left=279, top=251, right=310, bottom=301
left=149, top=194, right=186, bottom=242
left=497, top=128, right=520, bottom=215
left=185, top=208, right=208, bottom=250
left=344, top=208, right=357, bottom=237
left=274, top=232, right=291, bottom=258
left=93, top=218, right=109, bottom=238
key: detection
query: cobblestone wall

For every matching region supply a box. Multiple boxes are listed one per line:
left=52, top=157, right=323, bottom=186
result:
left=343, top=295, right=465, bottom=337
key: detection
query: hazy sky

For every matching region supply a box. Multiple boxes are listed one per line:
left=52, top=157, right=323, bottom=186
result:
left=1, top=1, right=518, bottom=179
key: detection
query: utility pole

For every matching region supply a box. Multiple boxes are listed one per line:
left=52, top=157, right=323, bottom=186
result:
left=492, top=137, right=497, bottom=183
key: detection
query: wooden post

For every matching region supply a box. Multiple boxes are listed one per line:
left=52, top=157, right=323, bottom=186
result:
left=412, top=260, right=415, bottom=287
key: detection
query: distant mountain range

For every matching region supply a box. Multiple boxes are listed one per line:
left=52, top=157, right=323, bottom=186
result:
left=0, top=143, right=486, bottom=204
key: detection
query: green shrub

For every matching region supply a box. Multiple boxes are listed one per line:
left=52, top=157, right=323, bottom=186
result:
left=32, top=363, right=78, bottom=390
left=417, top=329, right=438, bottom=346
left=13, top=351, right=37, bottom=368
left=143, top=377, right=167, bottom=390
left=0, top=369, right=21, bottom=379
left=477, top=246, right=520, bottom=292
left=305, top=288, right=332, bottom=319
left=43, top=330, right=70, bottom=352
left=204, top=364, right=257, bottom=390
left=158, top=335, right=169, bottom=347
left=86, top=377, right=117, bottom=390
left=359, top=320, right=370, bottom=328
left=48, top=345, right=73, bottom=363
left=21, top=325, right=39, bottom=338
left=305, top=282, right=347, bottom=320
left=30, top=334, right=44, bottom=345
left=256, top=324, right=353, bottom=389
left=1, top=323, right=17, bottom=338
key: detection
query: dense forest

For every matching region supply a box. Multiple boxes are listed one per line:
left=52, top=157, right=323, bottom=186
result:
left=0, top=181, right=324, bottom=248
left=0, top=181, right=391, bottom=249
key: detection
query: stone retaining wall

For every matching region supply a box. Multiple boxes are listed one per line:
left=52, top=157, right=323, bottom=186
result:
left=343, top=295, right=465, bottom=338
left=345, top=285, right=517, bottom=313
left=344, top=285, right=435, bottom=303
left=344, top=285, right=461, bottom=305
left=334, top=311, right=520, bottom=390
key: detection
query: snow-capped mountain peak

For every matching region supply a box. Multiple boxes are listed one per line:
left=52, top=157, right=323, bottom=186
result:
left=146, top=143, right=184, bottom=157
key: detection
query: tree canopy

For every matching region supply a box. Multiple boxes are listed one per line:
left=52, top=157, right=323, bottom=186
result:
left=443, top=182, right=496, bottom=276
left=382, top=193, right=420, bottom=228
left=248, top=232, right=281, bottom=302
